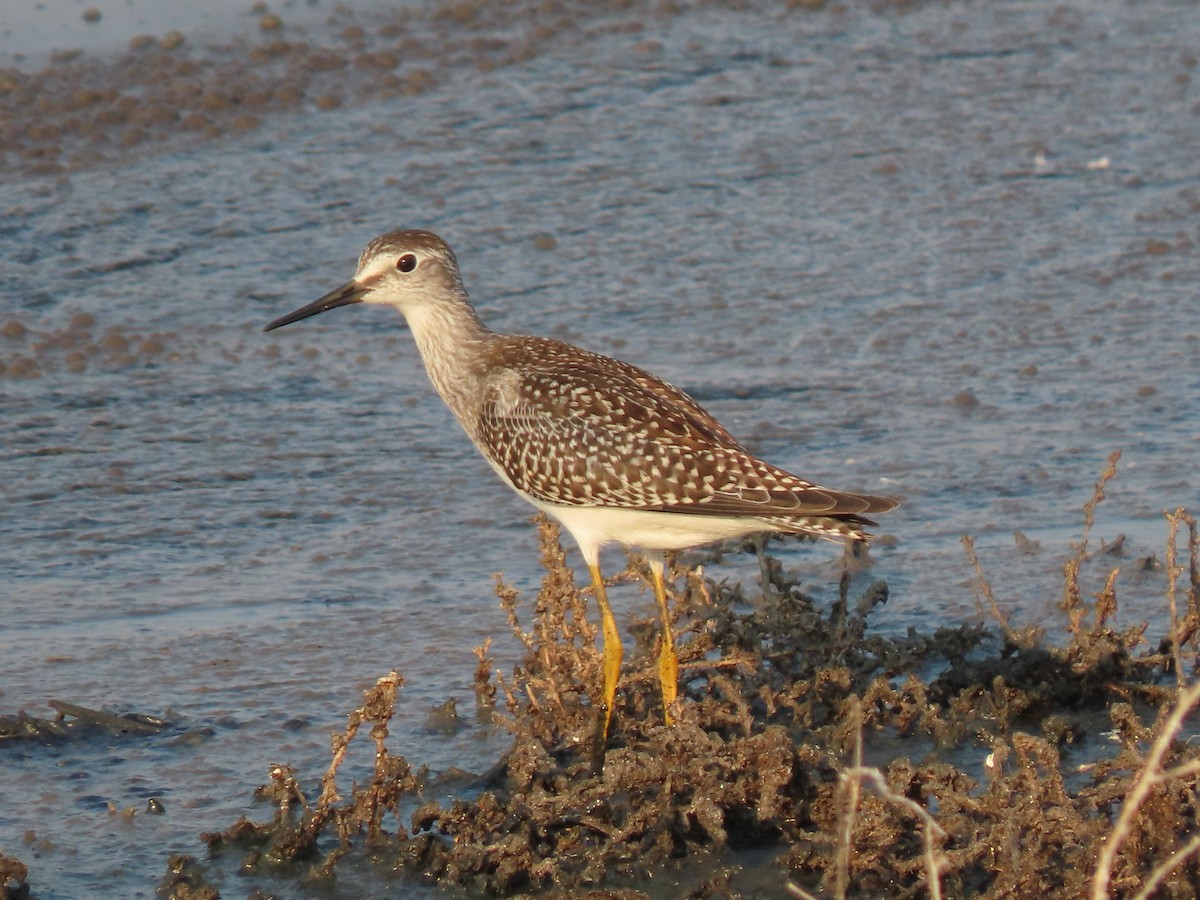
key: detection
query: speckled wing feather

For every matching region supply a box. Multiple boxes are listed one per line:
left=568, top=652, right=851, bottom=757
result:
left=475, top=337, right=894, bottom=521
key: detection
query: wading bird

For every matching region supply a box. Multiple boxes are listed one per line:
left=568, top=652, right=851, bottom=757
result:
left=265, top=229, right=897, bottom=753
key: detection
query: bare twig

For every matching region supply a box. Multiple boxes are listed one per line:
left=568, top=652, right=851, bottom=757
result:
left=962, top=534, right=1020, bottom=643
left=834, top=698, right=864, bottom=899
left=786, top=881, right=822, bottom=900
left=1131, top=833, right=1200, bottom=900
left=839, top=766, right=947, bottom=900
left=1063, top=451, right=1122, bottom=620
left=316, top=670, right=403, bottom=812
left=1080, top=451, right=1123, bottom=557
left=1188, top=514, right=1199, bottom=618
left=1165, top=508, right=1189, bottom=688
left=472, top=637, right=496, bottom=711
left=1091, top=679, right=1200, bottom=899
left=1089, top=565, right=1121, bottom=640
left=1155, top=757, right=1200, bottom=784
left=832, top=697, right=946, bottom=900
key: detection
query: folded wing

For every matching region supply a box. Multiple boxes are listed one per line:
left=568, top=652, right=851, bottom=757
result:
left=475, top=337, right=898, bottom=522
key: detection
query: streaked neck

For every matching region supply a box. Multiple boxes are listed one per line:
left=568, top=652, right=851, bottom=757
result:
left=404, top=292, right=493, bottom=422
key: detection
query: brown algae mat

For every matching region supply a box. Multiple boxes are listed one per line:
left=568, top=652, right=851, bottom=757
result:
left=136, top=457, right=1199, bottom=898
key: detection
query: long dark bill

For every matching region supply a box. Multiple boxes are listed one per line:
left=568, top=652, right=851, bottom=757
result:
left=263, top=281, right=370, bottom=332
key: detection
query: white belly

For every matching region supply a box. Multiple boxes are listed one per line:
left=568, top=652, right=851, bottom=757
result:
left=476, top=452, right=776, bottom=564
left=527, top=497, right=773, bottom=564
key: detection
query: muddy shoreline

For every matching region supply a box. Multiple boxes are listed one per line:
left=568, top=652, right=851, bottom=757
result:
left=168, top=491, right=1200, bottom=897
left=1, top=0, right=697, bottom=180
left=4, top=0, right=1199, bottom=895
left=8, top=470, right=1196, bottom=898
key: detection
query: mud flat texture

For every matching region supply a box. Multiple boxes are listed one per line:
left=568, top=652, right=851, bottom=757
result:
left=2, top=0, right=1199, bottom=896
left=145, top=500, right=1198, bottom=899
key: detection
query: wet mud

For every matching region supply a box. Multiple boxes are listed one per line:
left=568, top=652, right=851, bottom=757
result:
left=0, top=313, right=182, bottom=379
left=3, top=0, right=1200, bottom=895
left=0, top=699, right=168, bottom=742
left=149, top=471, right=1199, bottom=898
left=1, top=0, right=697, bottom=180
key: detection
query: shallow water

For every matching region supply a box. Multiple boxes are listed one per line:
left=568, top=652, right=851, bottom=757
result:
left=2, top=0, right=1198, bottom=895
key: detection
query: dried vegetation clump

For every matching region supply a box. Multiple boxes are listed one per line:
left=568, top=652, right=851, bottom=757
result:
left=174, top=455, right=1200, bottom=898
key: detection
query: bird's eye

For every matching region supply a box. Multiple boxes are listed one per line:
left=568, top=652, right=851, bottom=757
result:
left=396, top=253, right=417, bottom=273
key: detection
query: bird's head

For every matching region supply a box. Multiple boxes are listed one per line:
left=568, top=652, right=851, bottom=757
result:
left=263, top=229, right=466, bottom=332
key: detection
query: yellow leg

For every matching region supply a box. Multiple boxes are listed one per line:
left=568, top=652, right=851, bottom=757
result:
left=649, top=556, right=679, bottom=725
left=588, top=561, right=623, bottom=751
